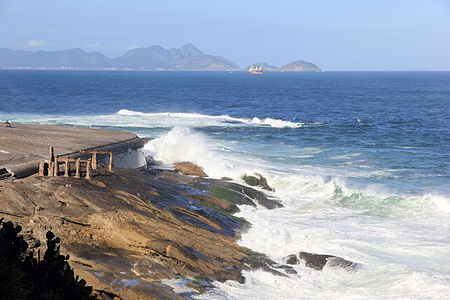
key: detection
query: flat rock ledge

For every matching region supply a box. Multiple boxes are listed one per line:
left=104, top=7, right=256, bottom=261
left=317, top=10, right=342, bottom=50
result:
left=0, top=166, right=285, bottom=299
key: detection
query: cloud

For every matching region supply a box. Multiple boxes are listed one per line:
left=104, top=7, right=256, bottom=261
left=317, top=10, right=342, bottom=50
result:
left=85, top=42, right=101, bottom=50
left=28, top=40, right=48, bottom=47
left=128, top=45, right=140, bottom=50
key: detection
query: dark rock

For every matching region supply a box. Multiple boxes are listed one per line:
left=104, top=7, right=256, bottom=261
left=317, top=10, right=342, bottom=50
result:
left=243, top=175, right=259, bottom=187
left=240, top=185, right=282, bottom=209
left=283, top=254, right=298, bottom=265
left=145, top=155, right=162, bottom=166
left=206, top=180, right=283, bottom=210
left=326, top=256, right=360, bottom=270
left=220, top=177, right=233, bottom=181
left=243, top=174, right=274, bottom=191
left=299, top=252, right=359, bottom=271
left=273, top=264, right=298, bottom=274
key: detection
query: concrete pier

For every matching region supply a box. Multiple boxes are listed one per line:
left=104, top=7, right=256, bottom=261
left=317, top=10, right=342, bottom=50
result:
left=0, top=123, right=147, bottom=178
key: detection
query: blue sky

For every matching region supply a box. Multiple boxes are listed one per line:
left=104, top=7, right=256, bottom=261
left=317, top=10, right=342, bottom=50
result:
left=0, top=0, right=449, bottom=70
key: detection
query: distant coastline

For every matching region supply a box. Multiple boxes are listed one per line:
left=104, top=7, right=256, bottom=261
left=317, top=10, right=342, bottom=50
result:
left=0, top=43, right=321, bottom=72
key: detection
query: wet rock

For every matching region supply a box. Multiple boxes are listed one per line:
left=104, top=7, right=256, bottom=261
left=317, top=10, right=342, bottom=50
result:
left=326, top=256, right=360, bottom=270
left=174, top=162, right=208, bottom=177
left=243, top=174, right=274, bottom=191
left=185, top=279, right=213, bottom=293
left=283, top=254, right=298, bottom=265
left=145, top=155, right=162, bottom=167
left=207, top=184, right=256, bottom=209
left=242, top=250, right=288, bottom=277
left=240, top=185, right=282, bottom=209
left=273, top=264, right=298, bottom=275
left=206, top=180, right=282, bottom=210
left=299, top=252, right=359, bottom=271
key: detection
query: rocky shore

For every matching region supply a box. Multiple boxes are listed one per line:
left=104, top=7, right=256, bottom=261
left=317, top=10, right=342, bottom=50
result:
left=0, top=159, right=291, bottom=299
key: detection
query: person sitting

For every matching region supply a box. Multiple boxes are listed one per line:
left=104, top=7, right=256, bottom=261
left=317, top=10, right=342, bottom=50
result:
left=5, top=120, right=11, bottom=127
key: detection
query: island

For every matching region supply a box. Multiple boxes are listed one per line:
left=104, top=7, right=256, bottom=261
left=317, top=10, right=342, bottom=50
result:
left=247, top=60, right=322, bottom=72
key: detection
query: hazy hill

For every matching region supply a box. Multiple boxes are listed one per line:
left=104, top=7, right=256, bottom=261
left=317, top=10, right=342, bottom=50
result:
left=0, top=48, right=111, bottom=68
left=247, top=60, right=321, bottom=72
left=0, top=43, right=240, bottom=71
left=246, top=62, right=279, bottom=71
left=280, top=60, right=321, bottom=72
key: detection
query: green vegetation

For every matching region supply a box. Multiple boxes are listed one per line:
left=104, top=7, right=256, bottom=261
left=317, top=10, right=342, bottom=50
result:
left=0, top=218, right=96, bottom=300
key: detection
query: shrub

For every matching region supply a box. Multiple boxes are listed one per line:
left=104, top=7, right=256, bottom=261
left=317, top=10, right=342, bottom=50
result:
left=0, top=218, right=96, bottom=299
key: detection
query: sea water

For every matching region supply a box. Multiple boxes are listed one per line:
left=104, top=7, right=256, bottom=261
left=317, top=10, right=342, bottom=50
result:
left=1, top=70, right=449, bottom=299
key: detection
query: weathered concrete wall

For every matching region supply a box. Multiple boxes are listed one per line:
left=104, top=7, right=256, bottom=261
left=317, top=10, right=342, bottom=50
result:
left=97, top=147, right=147, bottom=170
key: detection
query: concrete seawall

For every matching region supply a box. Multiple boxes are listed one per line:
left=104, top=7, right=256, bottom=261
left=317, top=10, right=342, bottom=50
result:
left=0, top=123, right=147, bottom=178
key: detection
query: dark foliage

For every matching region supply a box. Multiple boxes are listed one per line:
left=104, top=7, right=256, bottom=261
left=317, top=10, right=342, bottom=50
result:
left=0, top=218, right=96, bottom=300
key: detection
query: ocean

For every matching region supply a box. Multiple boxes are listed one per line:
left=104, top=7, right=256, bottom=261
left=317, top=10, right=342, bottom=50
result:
left=1, top=70, right=449, bottom=299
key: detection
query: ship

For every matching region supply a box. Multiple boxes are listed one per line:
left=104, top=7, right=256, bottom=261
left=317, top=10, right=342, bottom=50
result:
left=249, top=65, right=263, bottom=74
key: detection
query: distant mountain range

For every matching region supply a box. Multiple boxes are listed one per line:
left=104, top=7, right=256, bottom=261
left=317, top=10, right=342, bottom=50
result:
left=0, top=43, right=321, bottom=71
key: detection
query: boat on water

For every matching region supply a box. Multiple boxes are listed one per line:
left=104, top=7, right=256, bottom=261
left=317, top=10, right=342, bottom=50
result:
left=249, top=65, right=263, bottom=74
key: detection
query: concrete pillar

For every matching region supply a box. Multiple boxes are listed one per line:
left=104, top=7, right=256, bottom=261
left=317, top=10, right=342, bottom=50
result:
left=53, top=155, right=58, bottom=176
left=86, top=160, right=92, bottom=180
left=75, top=158, right=81, bottom=178
left=48, top=162, right=54, bottom=177
left=92, top=152, right=97, bottom=170
left=38, top=161, right=45, bottom=176
left=108, top=152, right=114, bottom=172
left=64, top=158, right=70, bottom=177
left=49, top=146, right=54, bottom=164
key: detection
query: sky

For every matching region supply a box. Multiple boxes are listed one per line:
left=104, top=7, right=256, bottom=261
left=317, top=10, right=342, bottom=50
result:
left=0, top=0, right=449, bottom=71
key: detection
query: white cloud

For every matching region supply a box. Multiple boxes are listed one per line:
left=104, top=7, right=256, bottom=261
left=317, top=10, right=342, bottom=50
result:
left=85, top=42, right=101, bottom=50
left=128, top=45, right=140, bottom=50
left=28, top=40, right=48, bottom=47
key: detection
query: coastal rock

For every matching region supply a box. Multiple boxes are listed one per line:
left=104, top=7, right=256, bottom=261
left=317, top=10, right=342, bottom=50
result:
left=206, top=180, right=282, bottom=210
left=299, top=252, right=359, bottom=271
left=243, top=174, right=274, bottom=191
left=0, top=166, right=290, bottom=298
left=174, top=162, right=208, bottom=177
left=273, top=264, right=298, bottom=275
left=283, top=254, right=299, bottom=265
left=166, top=244, right=199, bottom=270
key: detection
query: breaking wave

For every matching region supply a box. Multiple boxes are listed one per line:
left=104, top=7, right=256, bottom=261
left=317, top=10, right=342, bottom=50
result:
left=2, top=109, right=304, bottom=129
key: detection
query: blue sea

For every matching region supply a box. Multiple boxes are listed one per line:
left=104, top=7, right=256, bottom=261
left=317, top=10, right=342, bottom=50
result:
left=1, top=70, right=449, bottom=299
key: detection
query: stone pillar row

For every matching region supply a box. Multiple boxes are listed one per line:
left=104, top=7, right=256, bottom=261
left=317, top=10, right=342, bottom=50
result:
left=38, top=147, right=114, bottom=179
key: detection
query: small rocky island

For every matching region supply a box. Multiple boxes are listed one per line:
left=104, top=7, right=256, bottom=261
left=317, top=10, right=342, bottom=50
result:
left=247, top=60, right=322, bottom=72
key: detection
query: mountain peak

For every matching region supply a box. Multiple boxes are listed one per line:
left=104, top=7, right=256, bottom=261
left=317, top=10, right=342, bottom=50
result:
left=181, top=43, right=204, bottom=56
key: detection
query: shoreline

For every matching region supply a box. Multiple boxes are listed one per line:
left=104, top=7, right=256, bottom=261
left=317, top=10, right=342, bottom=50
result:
left=0, top=163, right=290, bottom=299
left=0, top=123, right=290, bottom=299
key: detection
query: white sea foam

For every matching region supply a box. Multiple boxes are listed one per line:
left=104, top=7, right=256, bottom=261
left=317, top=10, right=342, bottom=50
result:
left=2, top=109, right=303, bottom=129
left=146, top=127, right=450, bottom=299
left=144, top=126, right=269, bottom=180
left=4, top=112, right=449, bottom=299
left=118, top=109, right=303, bottom=128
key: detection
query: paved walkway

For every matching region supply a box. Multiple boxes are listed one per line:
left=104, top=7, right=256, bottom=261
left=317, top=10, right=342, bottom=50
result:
left=0, top=123, right=137, bottom=170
